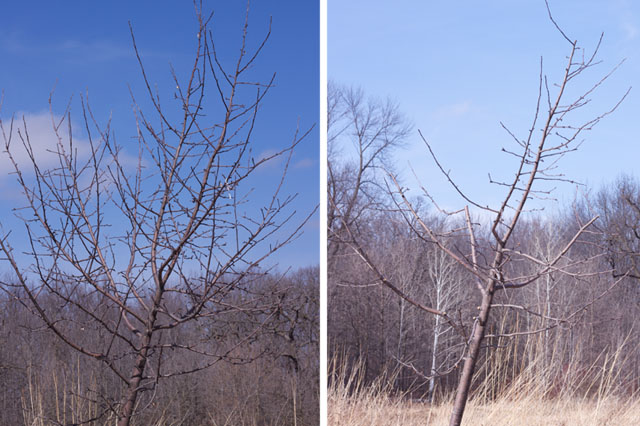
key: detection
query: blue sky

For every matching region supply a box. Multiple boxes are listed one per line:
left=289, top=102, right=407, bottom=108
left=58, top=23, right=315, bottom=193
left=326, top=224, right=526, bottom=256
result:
left=0, top=1, right=319, bottom=269
left=330, top=0, right=640, bottom=215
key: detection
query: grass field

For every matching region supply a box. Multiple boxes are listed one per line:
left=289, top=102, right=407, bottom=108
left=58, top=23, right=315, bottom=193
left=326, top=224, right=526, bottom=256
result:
left=329, top=388, right=640, bottom=425
left=328, top=353, right=640, bottom=426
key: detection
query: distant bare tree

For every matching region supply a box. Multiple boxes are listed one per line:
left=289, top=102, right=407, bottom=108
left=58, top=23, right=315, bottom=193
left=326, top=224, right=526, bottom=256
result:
left=0, top=3, right=314, bottom=425
left=596, top=176, right=640, bottom=280
left=327, top=82, right=411, bottom=257
left=327, top=82, right=413, bottom=386
left=330, top=3, right=629, bottom=425
left=423, top=244, right=465, bottom=400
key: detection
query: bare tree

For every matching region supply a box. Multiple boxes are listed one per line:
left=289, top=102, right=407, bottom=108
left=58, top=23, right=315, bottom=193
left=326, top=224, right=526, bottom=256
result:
left=596, top=175, right=640, bottom=280
left=327, top=82, right=411, bottom=257
left=327, top=83, right=415, bottom=387
left=330, top=3, right=629, bottom=425
left=375, top=215, right=467, bottom=400
left=423, top=244, right=464, bottom=401
left=0, top=4, right=314, bottom=425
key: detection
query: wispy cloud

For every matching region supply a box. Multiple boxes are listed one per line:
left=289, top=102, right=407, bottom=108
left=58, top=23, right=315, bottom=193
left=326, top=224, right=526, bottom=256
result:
left=621, top=21, right=638, bottom=40
left=0, top=111, right=90, bottom=176
left=612, top=0, right=639, bottom=41
left=0, top=111, right=141, bottom=200
left=433, top=100, right=472, bottom=120
left=0, top=30, right=133, bottom=63
left=0, top=30, right=31, bottom=55
left=55, top=39, right=133, bottom=62
left=294, top=158, right=314, bottom=169
left=254, top=148, right=285, bottom=171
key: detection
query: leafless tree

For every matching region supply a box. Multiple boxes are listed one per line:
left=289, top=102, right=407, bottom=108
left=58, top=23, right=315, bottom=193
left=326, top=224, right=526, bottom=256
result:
left=327, top=81, right=411, bottom=258
left=596, top=175, right=640, bottom=280
left=422, top=244, right=465, bottom=400
left=327, top=82, right=415, bottom=388
left=0, top=3, right=314, bottom=425
left=330, top=3, right=629, bottom=425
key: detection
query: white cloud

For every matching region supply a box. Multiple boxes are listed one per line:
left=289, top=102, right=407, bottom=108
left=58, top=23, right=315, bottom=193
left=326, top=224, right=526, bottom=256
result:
left=0, top=111, right=90, bottom=177
left=0, top=111, right=145, bottom=204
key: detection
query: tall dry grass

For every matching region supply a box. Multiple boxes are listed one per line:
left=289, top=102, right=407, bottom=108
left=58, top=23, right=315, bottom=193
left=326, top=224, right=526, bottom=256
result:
left=329, top=338, right=640, bottom=426
left=21, top=359, right=117, bottom=426
left=21, top=362, right=304, bottom=426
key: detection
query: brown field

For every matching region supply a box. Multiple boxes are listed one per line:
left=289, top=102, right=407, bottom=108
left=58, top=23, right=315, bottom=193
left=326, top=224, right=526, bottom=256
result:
left=329, top=390, right=640, bottom=426
left=328, top=382, right=640, bottom=426
left=328, top=354, right=640, bottom=426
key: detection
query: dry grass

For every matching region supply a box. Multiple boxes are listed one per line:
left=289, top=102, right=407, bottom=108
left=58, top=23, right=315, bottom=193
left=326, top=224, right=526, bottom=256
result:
left=329, top=392, right=640, bottom=426
left=329, top=341, right=640, bottom=426
left=21, top=359, right=111, bottom=426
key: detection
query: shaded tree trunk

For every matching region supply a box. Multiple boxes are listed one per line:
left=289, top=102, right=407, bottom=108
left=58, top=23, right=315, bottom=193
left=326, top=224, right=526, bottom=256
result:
left=119, top=349, right=149, bottom=426
left=449, top=286, right=495, bottom=426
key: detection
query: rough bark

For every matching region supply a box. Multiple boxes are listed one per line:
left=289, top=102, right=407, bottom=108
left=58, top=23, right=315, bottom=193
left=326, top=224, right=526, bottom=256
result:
left=449, top=284, right=495, bottom=426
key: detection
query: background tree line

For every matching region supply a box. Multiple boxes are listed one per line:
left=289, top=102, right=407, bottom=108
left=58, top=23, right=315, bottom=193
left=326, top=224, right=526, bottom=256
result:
left=0, top=267, right=319, bottom=425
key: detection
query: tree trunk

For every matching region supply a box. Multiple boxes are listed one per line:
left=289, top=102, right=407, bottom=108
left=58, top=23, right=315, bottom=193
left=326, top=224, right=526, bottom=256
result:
left=118, top=347, right=150, bottom=426
left=448, top=286, right=495, bottom=426
left=118, top=309, right=158, bottom=426
left=429, top=280, right=443, bottom=402
left=428, top=313, right=440, bottom=401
